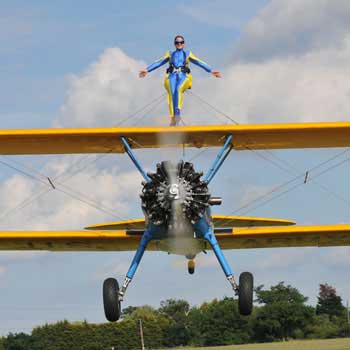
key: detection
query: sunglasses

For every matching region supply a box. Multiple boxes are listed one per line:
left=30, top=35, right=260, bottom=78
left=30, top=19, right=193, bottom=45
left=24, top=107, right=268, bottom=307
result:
left=175, top=41, right=185, bottom=45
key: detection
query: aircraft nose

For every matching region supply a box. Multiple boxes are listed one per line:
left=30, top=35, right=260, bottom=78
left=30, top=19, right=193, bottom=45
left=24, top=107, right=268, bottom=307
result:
left=168, top=183, right=180, bottom=200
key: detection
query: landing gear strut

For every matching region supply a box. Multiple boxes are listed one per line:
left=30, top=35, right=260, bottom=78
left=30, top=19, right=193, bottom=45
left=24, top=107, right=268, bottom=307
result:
left=196, top=225, right=253, bottom=316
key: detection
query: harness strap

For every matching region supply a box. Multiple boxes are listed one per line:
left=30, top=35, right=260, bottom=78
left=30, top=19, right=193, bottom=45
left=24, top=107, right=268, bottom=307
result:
left=167, top=50, right=191, bottom=74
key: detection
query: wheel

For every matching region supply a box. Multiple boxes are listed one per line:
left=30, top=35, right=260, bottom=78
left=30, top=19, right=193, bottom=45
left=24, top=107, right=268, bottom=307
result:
left=103, top=278, right=121, bottom=322
left=238, top=272, right=253, bottom=316
left=188, top=260, right=195, bottom=274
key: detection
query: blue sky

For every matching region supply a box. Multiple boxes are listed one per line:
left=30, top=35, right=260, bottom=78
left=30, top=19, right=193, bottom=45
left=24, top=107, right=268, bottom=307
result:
left=0, top=0, right=350, bottom=335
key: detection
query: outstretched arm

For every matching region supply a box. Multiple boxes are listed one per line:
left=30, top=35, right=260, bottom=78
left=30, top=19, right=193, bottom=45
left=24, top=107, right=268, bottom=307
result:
left=139, top=51, right=170, bottom=78
left=189, top=51, right=221, bottom=78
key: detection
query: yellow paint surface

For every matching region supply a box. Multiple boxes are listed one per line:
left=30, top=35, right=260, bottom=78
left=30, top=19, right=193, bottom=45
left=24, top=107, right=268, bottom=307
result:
left=0, top=224, right=349, bottom=251
left=85, top=216, right=295, bottom=230
left=1, top=122, right=350, bottom=154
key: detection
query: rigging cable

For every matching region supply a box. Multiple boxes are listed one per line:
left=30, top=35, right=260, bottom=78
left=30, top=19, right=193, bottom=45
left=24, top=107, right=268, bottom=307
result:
left=186, top=90, right=350, bottom=220
left=0, top=153, right=126, bottom=222
left=0, top=93, right=169, bottom=222
left=233, top=151, right=350, bottom=216
left=131, top=93, right=167, bottom=126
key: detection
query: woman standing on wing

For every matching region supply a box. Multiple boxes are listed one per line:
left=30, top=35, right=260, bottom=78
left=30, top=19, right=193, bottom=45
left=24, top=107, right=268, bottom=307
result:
left=139, top=35, right=221, bottom=126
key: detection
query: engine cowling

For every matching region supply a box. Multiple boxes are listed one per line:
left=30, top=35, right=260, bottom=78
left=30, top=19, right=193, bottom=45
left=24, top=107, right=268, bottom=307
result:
left=140, top=161, right=211, bottom=226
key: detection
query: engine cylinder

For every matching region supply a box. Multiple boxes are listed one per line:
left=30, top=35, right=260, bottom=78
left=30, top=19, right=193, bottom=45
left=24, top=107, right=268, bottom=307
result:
left=140, top=161, right=210, bottom=225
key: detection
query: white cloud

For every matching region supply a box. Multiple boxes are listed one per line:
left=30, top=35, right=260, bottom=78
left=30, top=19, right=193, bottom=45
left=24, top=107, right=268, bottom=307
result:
left=57, top=47, right=164, bottom=128
left=179, top=1, right=350, bottom=127
left=53, top=27, right=350, bottom=130
left=185, top=43, right=350, bottom=125
left=0, top=163, right=141, bottom=231
left=234, top=0, right=350, bottom=62
left=0, top=47, right=155, bottom=246
left=2, top=36, right=350, bottom=247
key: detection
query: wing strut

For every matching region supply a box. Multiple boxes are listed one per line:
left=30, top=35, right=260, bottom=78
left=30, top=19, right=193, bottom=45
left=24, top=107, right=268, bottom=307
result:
left=121, top=137, right=150, bottom=182
left=204, top=134, right=233, bottom=184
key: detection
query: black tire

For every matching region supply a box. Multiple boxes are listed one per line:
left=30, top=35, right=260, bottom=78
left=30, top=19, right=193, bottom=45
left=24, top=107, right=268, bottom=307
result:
left=103, top=278, right=121, bottom=322
left=188, top=260, right=195, bottom=275
left=238, top=272, right=253, bottom=316
left=188, top=266, right=195, bottom=274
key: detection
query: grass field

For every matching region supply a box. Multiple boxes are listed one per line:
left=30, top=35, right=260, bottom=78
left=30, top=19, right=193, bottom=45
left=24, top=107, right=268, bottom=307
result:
left=163, top=338, right=350, bottom=350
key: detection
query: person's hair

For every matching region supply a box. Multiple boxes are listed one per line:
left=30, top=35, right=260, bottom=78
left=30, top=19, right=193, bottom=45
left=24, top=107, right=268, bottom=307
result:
left=174, top=35, right=185, bottom=42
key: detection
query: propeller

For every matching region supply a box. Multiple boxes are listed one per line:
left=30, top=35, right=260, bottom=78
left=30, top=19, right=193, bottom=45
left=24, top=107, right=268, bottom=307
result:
left=140, top=160, right=210, bottom=227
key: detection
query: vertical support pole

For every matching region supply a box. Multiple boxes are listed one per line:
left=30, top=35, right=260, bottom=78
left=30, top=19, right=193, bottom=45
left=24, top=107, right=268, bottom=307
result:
left=139, top=319, right=145, bottom=350
left=204, top=134, right=233, bottom=184
left=121, top=136, right=151, bottom=182
left=206, top=145, right=232, bottom=184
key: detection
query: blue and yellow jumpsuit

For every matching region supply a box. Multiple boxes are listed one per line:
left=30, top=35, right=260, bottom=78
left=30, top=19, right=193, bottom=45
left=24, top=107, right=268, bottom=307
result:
left=146, top=49, right=212, bottom=121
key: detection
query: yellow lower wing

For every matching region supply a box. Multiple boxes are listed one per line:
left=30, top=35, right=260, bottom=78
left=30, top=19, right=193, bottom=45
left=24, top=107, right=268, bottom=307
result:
left=0, top=224, right=349, bottom=251
left=217, top=224, right=350, bottom=249
left=84, top=215, right=295, bottom=230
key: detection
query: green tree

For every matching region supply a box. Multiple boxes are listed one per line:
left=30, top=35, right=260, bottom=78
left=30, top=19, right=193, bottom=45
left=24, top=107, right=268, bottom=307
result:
left=253, top=282, right=314, bottom=342
left=159, top=299, right=191, bottom=347
left=316, top=283, right=345, bottom=318
left=31, top=319, right=141, bottom=350
left=306, top=314, right=342, bottom=339
left=125, top=305, right=170, bottom=349
left=3, top=333, right=36, bottom=350
left=122, top=305, right=138, bottom=316
left=188, top=297, right=252, bottom=346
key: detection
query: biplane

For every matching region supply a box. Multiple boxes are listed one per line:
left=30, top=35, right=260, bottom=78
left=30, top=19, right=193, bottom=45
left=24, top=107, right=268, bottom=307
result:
left=0, top=122, right=350, bottom=322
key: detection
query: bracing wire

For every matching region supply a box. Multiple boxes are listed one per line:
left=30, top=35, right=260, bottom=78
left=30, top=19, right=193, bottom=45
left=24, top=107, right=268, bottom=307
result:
left=131, top=93, right=166, bottom=126
left=0, top=93, right=169, bottom=222
left=236, top=155, right=350, bottom=216
left=229, top=149, right=350, bottom=215
left=2, top=88, right=349, bottom=225
left=0, top=153, right=126, bottom=222
left=187, top=90, right=350, bottom=220
left=0, top=153, right=111, bottom=222
left=187, top=90, right=239, bottom=125
left=116, top=92, right=167, bottom=126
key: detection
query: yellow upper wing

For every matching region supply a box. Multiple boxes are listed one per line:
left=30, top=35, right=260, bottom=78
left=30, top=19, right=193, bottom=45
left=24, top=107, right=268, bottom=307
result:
left=2, top=122, right=350, bottom=154
left=0, top=224, right=348, bottom=251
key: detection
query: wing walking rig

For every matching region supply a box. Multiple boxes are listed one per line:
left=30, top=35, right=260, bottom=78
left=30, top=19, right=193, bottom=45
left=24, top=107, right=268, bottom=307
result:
left=1, top=122, right=350, bottom=320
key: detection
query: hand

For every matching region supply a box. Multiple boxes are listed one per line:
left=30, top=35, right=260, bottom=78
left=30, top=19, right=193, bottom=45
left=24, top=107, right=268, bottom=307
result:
left=212, top=70, right=221, bottom=78
left=139, top=70, right=148, bottom=78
